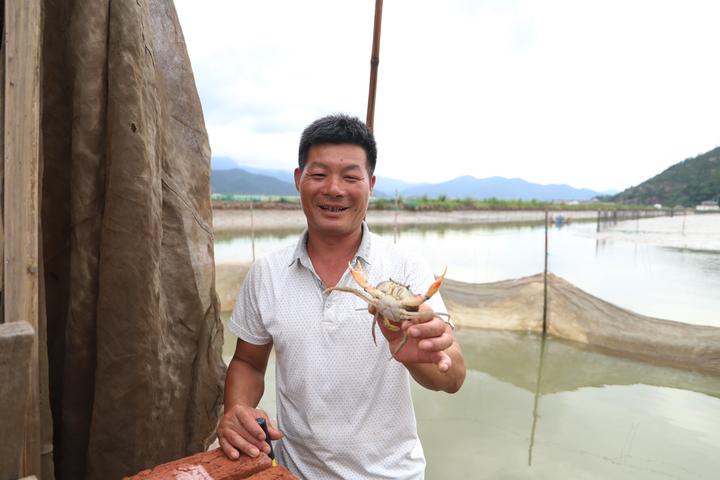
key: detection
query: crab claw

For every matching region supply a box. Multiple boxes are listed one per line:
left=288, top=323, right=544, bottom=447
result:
left=348, top=261, right=372, bottom=290
left=422, top=266, right=447, bottom=300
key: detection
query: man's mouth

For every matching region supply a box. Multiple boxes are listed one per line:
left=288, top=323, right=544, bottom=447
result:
left=319, top=205, right=349, bottom=213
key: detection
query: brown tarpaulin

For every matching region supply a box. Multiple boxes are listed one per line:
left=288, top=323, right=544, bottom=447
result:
left=41, top=0, right=224, bottom=478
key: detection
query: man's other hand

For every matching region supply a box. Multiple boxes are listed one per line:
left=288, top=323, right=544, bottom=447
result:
left=217, top=405, right=283, bottom=460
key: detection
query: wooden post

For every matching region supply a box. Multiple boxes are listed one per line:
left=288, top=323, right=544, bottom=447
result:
left=0, top=322, right=34, bottom=477
left=366, top=0, right=383, bottom=131
left=542, top=210, right=548, bottom=333
left=393, top=189, right=399, bottom=244
left=250, top=201, right=255, bottom=262
left=3, top=0, right=43, bottom=476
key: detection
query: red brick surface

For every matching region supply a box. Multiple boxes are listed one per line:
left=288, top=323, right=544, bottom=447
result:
left=245, top=465, right=298, bottom=479
left=124, top=448, right=274, bottom=479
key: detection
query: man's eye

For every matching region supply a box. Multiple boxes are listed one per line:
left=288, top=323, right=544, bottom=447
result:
left=344, top=176, right=360, bottom=182
left=309, top=173, right=325, bottom=178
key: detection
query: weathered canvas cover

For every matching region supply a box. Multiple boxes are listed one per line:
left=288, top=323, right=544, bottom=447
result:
left=41, top=1, right=224, bottom=478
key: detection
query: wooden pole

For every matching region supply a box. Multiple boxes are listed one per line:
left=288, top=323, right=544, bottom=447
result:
left=3, top=0, right=43, bottom=476
left=366, top=0, right=383, bottom=131
left=542, top=210, right=549, bottom=333
left=250, top=201, right=255, bottom=262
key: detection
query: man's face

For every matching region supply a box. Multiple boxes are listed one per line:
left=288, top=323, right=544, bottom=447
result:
left=294, top=143, right=375, bottom=240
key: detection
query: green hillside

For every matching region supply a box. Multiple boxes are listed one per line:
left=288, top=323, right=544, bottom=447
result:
left=610, top=147, right=720, bottom=207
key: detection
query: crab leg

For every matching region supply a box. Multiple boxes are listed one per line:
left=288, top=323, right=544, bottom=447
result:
left=324, top=286, right=375, bottom=305
left=425, top=266, right=448, bottom=299
left=399, top=267, right=448, bottom=309
left=348, top=261, right=386, bottom=297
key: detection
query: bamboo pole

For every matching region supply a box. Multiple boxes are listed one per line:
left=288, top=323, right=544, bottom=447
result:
left=366, top=0, right=383, bottom=131
left=3, top=0, right=43, bottom=476
left=542, top=210, right=549, bottom=333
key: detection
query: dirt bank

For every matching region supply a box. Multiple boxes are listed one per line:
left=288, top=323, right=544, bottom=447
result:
left=212, top=208, right=598, bottom=232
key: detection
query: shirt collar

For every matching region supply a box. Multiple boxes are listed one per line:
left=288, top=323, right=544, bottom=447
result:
left=289, top=221, right=373, bottom=270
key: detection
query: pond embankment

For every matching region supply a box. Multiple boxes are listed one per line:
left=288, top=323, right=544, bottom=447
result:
left=216, top=263, right=720, bottom=376
left=212, top=208, right=600, bottom=232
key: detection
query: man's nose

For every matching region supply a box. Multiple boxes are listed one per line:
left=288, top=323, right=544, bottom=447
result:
left=323, top=174, right=343, bottom=195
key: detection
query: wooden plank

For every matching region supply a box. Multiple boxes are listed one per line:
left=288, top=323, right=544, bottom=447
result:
left=0, top=321, right=34, bottom=478
left=1, top=37, right=5, bottom=308
left=3, top=0, right=43, bottom=476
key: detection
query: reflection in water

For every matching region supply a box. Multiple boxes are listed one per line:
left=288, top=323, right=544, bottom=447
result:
left=528, top=332, right=547, bottom=466
left=459, top=328, right=720, bottom=398
left=418, top=328, right=720, bottom=479
left=220, top=312, right=720, bottom=479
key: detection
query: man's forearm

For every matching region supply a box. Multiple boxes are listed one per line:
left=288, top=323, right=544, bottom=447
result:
left=224, top=356, right=266, bottom=411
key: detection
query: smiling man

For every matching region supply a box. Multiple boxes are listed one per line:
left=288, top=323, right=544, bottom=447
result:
left=218, top=114, right=466, bottom=479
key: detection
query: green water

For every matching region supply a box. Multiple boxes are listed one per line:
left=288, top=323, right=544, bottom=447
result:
left=222, top=318, right=720, bottom=479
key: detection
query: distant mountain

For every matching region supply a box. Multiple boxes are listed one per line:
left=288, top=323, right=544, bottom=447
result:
left=211, top=156, right=241, bottom=170
left=609, top=146, right=720, bottom=207
left=238, top=164, right=296, bottom=184
left=400, top=176, right=604, bottom=201
left=211, top=168, right=297, bottom=195
left=211, top=158, right=607, bottom=200
left=373, top=177, right=418, bottom=197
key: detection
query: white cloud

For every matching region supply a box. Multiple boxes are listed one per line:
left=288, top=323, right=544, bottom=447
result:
left=175, top=0, right=720, bottom=191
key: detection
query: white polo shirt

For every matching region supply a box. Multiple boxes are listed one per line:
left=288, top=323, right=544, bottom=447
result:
left=229, top=223, right=446, bottom=480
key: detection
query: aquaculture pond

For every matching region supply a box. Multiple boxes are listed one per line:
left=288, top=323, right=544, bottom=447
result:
left=217, top=213, right=720, bottom=478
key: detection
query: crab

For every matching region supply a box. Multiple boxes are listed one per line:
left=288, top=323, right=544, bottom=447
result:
left=325, top=261, right=453, bottom=356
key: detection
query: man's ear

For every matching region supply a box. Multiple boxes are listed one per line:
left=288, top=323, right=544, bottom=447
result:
left=369, top=174, right=376, bottom=195
left=294, top=168, right=301, bottom=192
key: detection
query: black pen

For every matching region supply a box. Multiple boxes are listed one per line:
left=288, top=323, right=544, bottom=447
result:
left=256, top=417, right=277, bottom=467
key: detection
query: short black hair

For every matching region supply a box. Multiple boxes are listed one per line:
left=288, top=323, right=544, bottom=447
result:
left=298, top=114, right=377, bottom=177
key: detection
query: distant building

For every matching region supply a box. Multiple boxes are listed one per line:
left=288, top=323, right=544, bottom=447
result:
left=696, top=200, right=719, bottom=212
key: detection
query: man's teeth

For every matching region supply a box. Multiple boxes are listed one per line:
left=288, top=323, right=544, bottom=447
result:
left=321, top=206, right=347, bottom=212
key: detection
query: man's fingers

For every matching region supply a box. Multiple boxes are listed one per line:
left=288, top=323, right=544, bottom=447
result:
left=218, top=406, right=283, bottom=460
left=407, top=318, right=451, bottom=341
left=231, top=431, right=262, bottom=457
left=219, top=427, right=261, bottom=459
left=433, top=350, right=452, bottom=372
left=417, top=331, right=453, bottom=351
left=219, top=436, right=240, bottom=460
left=267, top=422, right=285, bottom=440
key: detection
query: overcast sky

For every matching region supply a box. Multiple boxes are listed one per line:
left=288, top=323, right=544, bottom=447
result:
left=174, top=0, right=720, bottom=192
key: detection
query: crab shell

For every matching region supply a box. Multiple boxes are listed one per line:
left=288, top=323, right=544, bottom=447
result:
left=324, top=261, right=452, bottom=356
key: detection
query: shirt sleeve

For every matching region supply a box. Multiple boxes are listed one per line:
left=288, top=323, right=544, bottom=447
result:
left=228, top=259, right=273, bottom=345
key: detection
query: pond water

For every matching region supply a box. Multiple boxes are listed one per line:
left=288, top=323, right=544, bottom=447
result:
left=215, top=213, right=720, bottom=326
left=217, top=213, right=720, bottom=478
